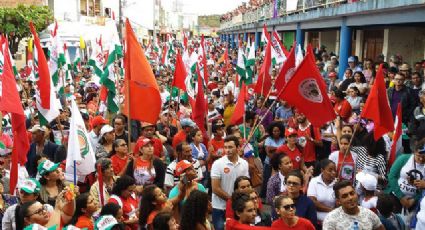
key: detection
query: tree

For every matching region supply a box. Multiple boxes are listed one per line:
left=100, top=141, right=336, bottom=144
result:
left=0, top=4, right=53, bottom=56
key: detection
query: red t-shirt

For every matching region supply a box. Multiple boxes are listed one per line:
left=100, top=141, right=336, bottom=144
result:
left=108, top=195, right=139, bottom=230
left=276, top=144, right=303, bottom=170
left=75, top=216, right=94, bottom=230
left=208, top=137, right=225, bottom=170
left=336, top=151, right=355, bottom=183
left=172, top=130, right=187, bottom=149
left=271, top=218, right=315, bottom=230
left=297, top=125, right=321, bottom=163
left=110, top=154, right=128, bottom=175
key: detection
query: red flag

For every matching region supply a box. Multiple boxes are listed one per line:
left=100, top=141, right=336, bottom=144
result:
left=201, top=35, right=209, bottom=85
left=275, top=45, right=295, bottom=96
left=0, top=39, right=30, bottom=194
left=123, top=19, right=161, bottom=124
left=254, top=40, right=272, bottom=96
left=361, top=64, right=394, bottom=140
left=273, top=31, right=289, bottom=57
left=230, top=83, right=248, bottom=125
left=280, top=47, right=336, bottom=127
left=29, top=21, right=50, bottom=109
left=172, top=51, right=187, bottom=91
left=193, top=67, right=206, bottom=132
left=183, top=33, right=188, bottom=50
left=97, top=164, right=105, bottom=206
left=388, top=103, right=402, bottom=168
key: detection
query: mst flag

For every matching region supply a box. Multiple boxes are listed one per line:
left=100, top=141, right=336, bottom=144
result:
left=66, top=100, right=96, bottom=178
left=275, top=45, right=296, bottom=97
left=230, top=83, right=248, bottom=125
left=29, top=22, right=50, bottom=109
left=0, top=39, right=30, bottom=194
left=361, top=64, right=394, bottom=140
left=172, top=51, right=187, bottom=91
left=193, top=69, right=206, bottom=132
left=280, top=47, right=336, bottom=127
left=123, top=19, right=161, bottom=124
left=254, top=40, right=272, bottom=96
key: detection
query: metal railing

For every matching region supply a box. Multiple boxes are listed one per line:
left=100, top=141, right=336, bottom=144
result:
left=220, top=0, right=353, bottom=30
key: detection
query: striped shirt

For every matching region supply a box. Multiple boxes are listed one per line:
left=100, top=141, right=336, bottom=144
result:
left=164, top=159, right=203, bottom=187
left=352, top=146, right=387, bottom=178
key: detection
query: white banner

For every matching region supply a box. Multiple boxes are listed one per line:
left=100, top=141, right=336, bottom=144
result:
left=287, top=0, right=299, bottom=11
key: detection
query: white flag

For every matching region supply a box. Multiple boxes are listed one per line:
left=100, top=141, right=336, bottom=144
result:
left=66, top=100, right=95, bottom=180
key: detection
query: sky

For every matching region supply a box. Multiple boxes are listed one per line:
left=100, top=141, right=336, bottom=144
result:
left=169, top=0, right=246, bottom=15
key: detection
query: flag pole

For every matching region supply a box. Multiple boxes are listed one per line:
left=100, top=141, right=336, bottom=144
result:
left=125, top=59, right=132, bottom=153
left=73, top=160, right=77, bottom=186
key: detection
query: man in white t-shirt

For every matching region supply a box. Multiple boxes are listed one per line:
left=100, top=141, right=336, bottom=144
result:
left=323, top=180, right=384, bottom=230
left=211, top=135, right=249, bottom=230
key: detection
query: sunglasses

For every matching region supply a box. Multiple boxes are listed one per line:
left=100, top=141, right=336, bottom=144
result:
left=26, top=206, right=46, bottom=217
left=286, top=181, right=301, bottom=187
left=282, top=204, right=296, bottom=211
left=119, top=143, right=127, bottom=147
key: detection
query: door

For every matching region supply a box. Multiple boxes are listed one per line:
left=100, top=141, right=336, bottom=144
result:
left=363, top=30, right=384, bottom=62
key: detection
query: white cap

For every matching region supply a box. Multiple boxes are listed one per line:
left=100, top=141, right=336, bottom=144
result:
left=100, top=125, right=114, bottom=138
left=356, top=172, right=377, bottom=191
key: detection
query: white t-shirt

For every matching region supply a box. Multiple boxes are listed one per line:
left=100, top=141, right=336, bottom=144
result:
left=211, top=156, right=249, bottom=210
left=323, top=206, right=381, bottom=230
left=360, top=196, right=378, bottom=210
left=398, top=155, right=424, bottom=197
left=307, top=175, right=336, bottom=221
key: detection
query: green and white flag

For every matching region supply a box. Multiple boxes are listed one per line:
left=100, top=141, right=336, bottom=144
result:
left=100, top=19, right=123, bottom=114
left=66, top=99, right=96, bottom=180
left=182, top=49, right=198, bottom=100
left=73, top=48, right=81, bottom=73
left=244, top=41, right=256, bottom=85
left=88, top=36, right=105, bottom=81
left=236, top=46, right=246, bottom=82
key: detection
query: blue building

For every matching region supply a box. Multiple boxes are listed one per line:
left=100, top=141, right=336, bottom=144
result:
left=219, top=0, right=425, bottom=78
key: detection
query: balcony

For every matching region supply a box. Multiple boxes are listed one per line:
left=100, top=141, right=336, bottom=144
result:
left=219, top=0, right=425, bottom=31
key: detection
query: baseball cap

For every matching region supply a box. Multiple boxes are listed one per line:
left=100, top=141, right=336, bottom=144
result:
left=29, top=125, right=46, bottom=133
left=285, top=128, right=297, bottom=137
left=95, top=215, right=119, bottom=230
left=37, top=159, right=60, bottom=176
left=92, top=116, right=109, bottom=128
left=175, top=160, right=193, bottom=177
left=328, top=72, right=337, bottom=78
left=100, top=125, right=114, bottom=138
left=180, top=118, right=196, bottom=128
left=348, top=56, right=355, bottom=63
left=19, top=178, right=41, bottom=194
left=138, top=138, right=153, bottom=148
left=356, top=172, right=377, bottom=191
left=141, top=122, right=155, bottom=128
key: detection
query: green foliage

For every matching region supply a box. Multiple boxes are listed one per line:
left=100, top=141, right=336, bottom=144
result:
left=0, top=4, right=54, bottom=54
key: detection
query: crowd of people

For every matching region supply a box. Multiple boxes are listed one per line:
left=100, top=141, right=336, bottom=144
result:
left=0, top=31, right=425, bottom=230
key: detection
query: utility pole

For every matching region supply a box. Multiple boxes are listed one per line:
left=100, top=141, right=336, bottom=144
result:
left=153, top=0, right=156, bottom=43
left=119, top=0, right=123, bottom=40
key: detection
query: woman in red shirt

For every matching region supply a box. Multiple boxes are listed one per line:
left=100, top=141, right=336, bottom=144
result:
left=70, top=193, right=99, bottom=230
left=276, top=128, right=307, bottom=172
left=110, top=139, right=130, bottom=176
left=139, top=185, right=173, bottom=230
left=108, top=175, right=139, bottom=230
left=272, top=196, right=315, bottom=230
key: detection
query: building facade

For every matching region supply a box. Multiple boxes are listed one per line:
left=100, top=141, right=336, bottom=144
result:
left=219, top=0, right=425, bottom=78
